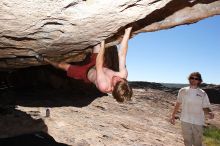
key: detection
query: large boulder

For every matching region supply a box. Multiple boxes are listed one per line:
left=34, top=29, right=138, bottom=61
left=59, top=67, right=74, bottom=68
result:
left=0, top=0, right=220, bottom=69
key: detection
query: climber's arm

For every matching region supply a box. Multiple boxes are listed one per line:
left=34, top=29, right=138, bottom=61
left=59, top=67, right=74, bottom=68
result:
left=95, top=41, right=109, bottom=92
left=118, top=27, right=132, bottom=78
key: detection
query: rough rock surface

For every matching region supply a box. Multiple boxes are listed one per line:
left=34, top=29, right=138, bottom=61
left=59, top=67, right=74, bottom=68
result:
left=0, top=82, right=219, bottom=146
left=0, top=0, right=220, bottom=69
left=203, top=84, right=220, bottom=104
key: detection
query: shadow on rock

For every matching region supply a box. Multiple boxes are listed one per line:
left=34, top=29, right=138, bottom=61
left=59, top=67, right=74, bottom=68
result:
left=0, top=65, right=106, bottom=108
left=0, top=86, right=105, bottom=108
left=0, top=105, right=47, bottom=138
left=0, top=131, right=69, bottom=146
left=0, top=106, right=70, bottom=145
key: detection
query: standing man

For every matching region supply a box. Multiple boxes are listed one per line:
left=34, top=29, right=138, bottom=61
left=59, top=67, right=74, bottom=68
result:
left=170, top=72, right=214, bottom=146
left=39, top=27, right=133, bottom=102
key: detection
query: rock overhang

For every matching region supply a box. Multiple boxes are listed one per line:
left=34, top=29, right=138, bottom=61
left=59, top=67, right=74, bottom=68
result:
left=0, top=0, right=220, bottom=69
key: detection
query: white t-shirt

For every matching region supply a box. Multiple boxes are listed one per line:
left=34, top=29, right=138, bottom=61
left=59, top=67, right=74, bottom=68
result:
left=177, top=86, right=211, bottom=125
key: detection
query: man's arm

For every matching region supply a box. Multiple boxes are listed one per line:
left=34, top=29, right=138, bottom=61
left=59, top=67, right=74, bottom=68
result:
left=96, top=41, right=105, bottom=71
left=95, top=41, right=108, bottom=92
left=44, top=58, right=70, bottom=71
left=203, top=108, right=214, bottom=119
left=202, top=93, right=214, bottom=119
left=118, top=27, right=132, bottom=78
left=170, top=102, right=181, bottom=125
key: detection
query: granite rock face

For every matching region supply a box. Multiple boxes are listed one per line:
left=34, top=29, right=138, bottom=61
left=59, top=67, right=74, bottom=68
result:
left=0, top=0, right=220, bottom=69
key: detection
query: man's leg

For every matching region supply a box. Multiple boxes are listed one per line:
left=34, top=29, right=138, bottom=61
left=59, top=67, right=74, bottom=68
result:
left=44, top=58, right=70, bottom=71
left=35, top=54, right=70, bottom=71
left=181, top=121, right=193, bottom=146
left=192, top=124, right=203, bottom=146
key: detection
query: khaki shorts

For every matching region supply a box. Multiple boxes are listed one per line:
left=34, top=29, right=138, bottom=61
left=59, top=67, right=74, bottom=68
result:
left=181, top=121, right=203, bottom=146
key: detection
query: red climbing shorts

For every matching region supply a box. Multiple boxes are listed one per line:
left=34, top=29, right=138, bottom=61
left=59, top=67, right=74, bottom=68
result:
left=67, top=53, right=97, bottom=83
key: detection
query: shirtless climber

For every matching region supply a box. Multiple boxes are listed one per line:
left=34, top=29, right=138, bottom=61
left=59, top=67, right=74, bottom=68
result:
left=37, top=27, right=133, bottom=102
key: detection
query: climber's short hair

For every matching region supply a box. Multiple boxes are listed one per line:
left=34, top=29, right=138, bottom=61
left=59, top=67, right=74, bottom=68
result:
left=112, top=78, right=133, bottom=102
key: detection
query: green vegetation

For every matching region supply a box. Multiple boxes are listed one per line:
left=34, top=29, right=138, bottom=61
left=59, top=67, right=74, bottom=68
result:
left=203, top=126, right=220, bottom=146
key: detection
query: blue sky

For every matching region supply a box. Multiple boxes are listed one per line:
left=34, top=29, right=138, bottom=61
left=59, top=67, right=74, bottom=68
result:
left=126, top=15, right=220, bottom=84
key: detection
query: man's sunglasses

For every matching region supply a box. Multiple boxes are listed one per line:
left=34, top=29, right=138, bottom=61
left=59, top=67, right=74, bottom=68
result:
left=189, top=77, right=200, bottom=81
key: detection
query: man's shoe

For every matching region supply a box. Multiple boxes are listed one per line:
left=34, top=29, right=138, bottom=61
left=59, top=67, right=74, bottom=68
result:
left=35, top=54, right=44, bottom=62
